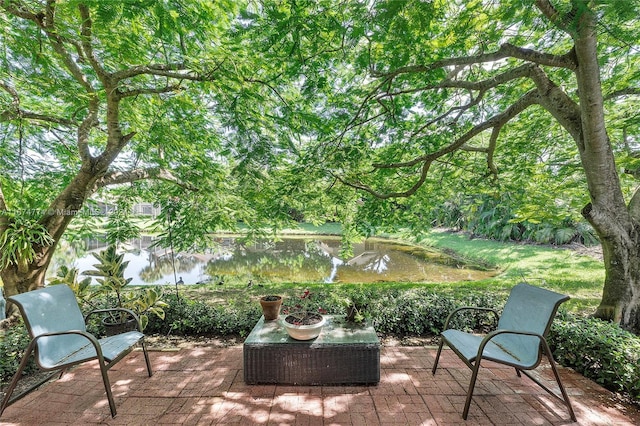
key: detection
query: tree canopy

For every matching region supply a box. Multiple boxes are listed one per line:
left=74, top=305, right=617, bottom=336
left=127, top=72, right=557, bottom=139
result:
left=1, top=0, right=639, bottom=331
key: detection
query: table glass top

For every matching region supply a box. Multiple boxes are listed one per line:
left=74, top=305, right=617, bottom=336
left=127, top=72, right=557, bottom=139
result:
left=244, top=315, right=380, bottom=345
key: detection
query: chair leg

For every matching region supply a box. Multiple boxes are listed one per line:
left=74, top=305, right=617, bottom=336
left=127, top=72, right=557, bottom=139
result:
left=432, top=339, right=445, bottom=375
left=518, top=341, right=577, bottom=422
left=0, top=342, right=37, bottom=417
left=463, top=359, right=482, bottom=420
left=545, top=351, right=577, bottom=421
left=97, top=359, right=117, bottom=417
left=141, top=340, right=153, bottom=377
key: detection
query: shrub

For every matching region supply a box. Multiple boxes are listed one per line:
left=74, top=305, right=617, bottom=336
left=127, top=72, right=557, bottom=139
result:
left=0, top=323, right=37, bottom=383
left=370, top=289, right=504, bottom=336
left=549, top=313, right=640, bottom=400
left=145, top=294, right=260, bottom=337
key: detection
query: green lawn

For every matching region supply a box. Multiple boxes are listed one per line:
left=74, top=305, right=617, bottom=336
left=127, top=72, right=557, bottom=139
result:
left=415, top=229, right=605, bottom=312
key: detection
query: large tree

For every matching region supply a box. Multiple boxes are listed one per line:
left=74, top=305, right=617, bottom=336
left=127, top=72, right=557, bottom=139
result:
left=0, top=0, right=355, bottom=319
left=304, top=0, right=639, bottom=332
left=0, top=0, right=266, bottom=309
left=2, top=0, right=640, bottom=335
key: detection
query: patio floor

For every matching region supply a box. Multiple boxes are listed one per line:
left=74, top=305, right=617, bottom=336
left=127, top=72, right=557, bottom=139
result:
left=1, top=345, right=638, bottom=425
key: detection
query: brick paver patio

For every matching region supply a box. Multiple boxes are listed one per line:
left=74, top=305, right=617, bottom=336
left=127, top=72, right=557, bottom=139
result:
left=1, top=345, right=638, bottom=425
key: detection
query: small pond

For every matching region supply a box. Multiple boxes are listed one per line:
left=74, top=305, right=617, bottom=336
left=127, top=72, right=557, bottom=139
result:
left=49, top=235, right=497, bottom=285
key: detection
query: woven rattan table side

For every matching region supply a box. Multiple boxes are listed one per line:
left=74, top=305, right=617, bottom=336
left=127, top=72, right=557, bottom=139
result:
left=243, top=315, right=380, bottom=385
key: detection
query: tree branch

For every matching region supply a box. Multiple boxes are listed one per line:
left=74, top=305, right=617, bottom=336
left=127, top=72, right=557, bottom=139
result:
left=110, top=62, right=225, bottom=83
left=92, top=132, right=137, bottom=174
left=244, top=78, right=289, bottom=106
left=371, top=43, right=576, bottom=82
left=629, top=187, right=640, bottom=223
left=1, top=80, right=76, bottom=126
left=486, top=125, right=501, bottom=178
left=78, top=4, right=109, bottom=84
left=76, top=105, right=99, bottom=163
left=343, top=43, right=581, bottom=200
left=535, top=0, right=572, bottom=33
left=343, top=90, right=541, bottom=198
left=374, top=90, right=541, bottom=170
left=527, top=65, right=582, bottom=141
left=335, top=160, right=433, bottom=199
left=0, top=80, right=20, bottom=110
left=93, top=167, right=199, bottom=192
left=116, top=84, right=183, bottom=99
left=379, top=64, right=538, bottom=139
left=37, top=5, right=97, bottom=95
left=605, top=87, right=640, bottom=100
left=501, top=43, right=577, bottom=70
left=0, top=0, right=41, bottom=21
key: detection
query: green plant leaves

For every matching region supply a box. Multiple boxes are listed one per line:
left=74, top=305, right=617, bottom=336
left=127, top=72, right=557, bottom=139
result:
left=550, top=314, right=640, bottom=399
left=0, top=214, right=55, bottom=272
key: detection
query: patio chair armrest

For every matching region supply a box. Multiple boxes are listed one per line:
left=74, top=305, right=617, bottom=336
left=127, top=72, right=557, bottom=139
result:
left=33, top=328, right=100, bottom=346
left=443, top=307, right=499, bottom=330
left=84, top=308, right=143, bottom=331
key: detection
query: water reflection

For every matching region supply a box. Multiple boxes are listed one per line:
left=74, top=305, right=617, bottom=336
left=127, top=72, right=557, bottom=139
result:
left=50, top=235, right=496, bottom=285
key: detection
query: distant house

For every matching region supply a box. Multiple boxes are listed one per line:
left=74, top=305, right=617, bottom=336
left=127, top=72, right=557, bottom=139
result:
left=87, top=200, right=160, bottom=217
left=132, top=202, right=160, bottom=217
left=91, top=201, right=116, bottom=216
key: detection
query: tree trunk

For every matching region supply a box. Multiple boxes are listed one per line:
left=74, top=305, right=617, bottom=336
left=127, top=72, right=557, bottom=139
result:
left=1, top=169, right=97, bottom=319
left=594, top=230, right=640, bottom=332
left=586, top=219, right=640, bottom=333
left=1, top=258, right=52, bottom=319
left=571, top=6, right=640, bottom=333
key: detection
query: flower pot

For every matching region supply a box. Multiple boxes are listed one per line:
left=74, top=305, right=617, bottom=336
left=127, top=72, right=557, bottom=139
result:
left=102, top=317, right=138, bottom=336
left=282, top=312, right=326, bottom=340
left=259, top=295, right=283, bottom=321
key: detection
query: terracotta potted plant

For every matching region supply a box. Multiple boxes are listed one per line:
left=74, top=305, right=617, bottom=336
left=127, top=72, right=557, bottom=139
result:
left=259, top=295, right=283, bottom=320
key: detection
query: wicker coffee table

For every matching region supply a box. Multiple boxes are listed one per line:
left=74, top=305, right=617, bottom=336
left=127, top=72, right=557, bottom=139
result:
left=243, top=315, right=380, bottom=385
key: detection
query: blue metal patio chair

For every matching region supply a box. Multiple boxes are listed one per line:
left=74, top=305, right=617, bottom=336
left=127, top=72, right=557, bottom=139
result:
left=0, top=285, right=153, bottom=418
left=432, top=282, right=576, bottom=421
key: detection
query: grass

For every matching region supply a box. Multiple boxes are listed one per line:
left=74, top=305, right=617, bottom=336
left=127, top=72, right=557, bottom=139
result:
left=168, top=226, right=605, bottom=316
left=416, top=229, right=605, bottom=311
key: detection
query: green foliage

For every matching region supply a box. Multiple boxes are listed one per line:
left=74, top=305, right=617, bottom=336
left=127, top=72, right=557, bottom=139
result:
left=336, top=287, right=372, bottom=323
left=123, top=288, right=168, bottom=332
left=370, top=289, right=504, bottom=336
left=0, top=214, right=55, bottom=272
left=425, top=193, right=599, bottom=245
left=148, top=287, right=506, bottom=338
left=83, top=245, right=132, bottom=302
left=0, top=323, right=37, bottom=384
left=82, top=245, right=167, bottom=330
left=550, top=314, right=640, bottom=400
left=104, top=199, right=140, bottom=246
left=47, top=265, right=95, bottom=309
left=146, top=293, right=259, bottom=337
